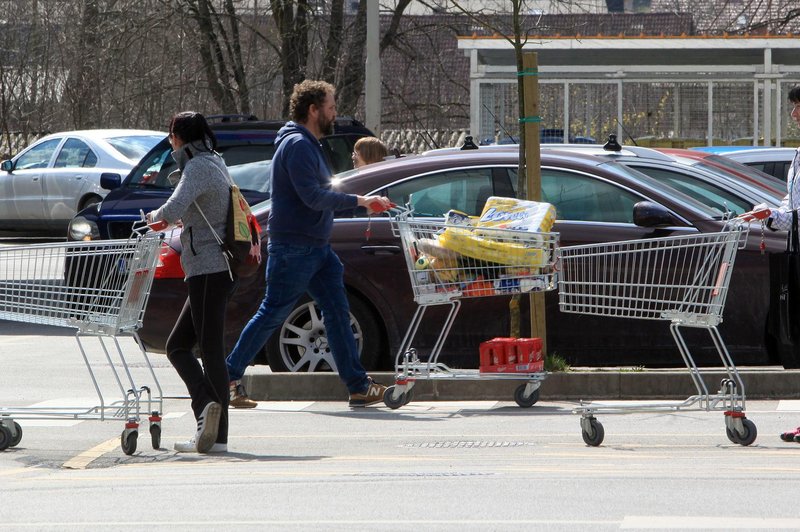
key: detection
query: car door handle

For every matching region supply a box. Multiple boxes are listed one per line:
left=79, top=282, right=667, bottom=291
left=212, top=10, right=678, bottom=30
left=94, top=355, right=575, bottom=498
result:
left=361, top=245, right=401, bottom=255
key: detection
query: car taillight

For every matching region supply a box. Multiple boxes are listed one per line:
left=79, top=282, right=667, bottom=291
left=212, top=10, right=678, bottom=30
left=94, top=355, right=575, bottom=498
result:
left=154, top=242, right=185, bottom=279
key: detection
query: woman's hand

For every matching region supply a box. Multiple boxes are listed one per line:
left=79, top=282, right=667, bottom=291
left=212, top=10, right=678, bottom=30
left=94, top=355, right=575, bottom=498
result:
left=739, top=203, right=771, bottom=222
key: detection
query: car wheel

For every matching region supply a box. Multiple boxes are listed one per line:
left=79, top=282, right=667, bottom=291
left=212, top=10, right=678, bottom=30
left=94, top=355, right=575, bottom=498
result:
left=79, top=194, right=103, bottom=212
left=266, top=295, right=382, bottom=372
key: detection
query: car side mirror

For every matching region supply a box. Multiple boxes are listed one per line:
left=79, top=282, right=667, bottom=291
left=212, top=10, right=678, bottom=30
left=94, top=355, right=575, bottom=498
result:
left=633, top=201, right=679, bottom=227
left=1, top=160, right=13, bottom=172
left=100, top=172, right=121, bottom=190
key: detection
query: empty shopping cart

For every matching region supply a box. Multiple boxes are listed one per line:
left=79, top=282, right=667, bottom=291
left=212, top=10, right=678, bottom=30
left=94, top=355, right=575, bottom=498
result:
left=0, top=229, right=164, bottom=455
left=558, top=220, right=753, bottom=446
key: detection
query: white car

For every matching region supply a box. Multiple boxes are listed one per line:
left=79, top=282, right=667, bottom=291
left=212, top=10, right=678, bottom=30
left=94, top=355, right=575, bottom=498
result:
left=718, top=147, right=797, bottom=181
left=0, top=129, right=164, bottom=232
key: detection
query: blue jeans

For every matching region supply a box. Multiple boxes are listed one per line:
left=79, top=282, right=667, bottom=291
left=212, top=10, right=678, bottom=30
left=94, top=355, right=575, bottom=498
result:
left=226, top=242, right=369, bottom=394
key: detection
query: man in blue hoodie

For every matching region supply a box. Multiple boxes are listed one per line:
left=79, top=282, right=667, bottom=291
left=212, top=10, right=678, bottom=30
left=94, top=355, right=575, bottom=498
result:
left=226, top=80, right=392, bottom=408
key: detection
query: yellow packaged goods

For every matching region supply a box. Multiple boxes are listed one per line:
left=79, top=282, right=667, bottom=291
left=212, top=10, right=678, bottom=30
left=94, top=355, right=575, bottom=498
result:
left=437, top=227, right=548, bottom=267
left=477, top=196, right=556, bottom=233
left=436, top=196, right=555, bottom=267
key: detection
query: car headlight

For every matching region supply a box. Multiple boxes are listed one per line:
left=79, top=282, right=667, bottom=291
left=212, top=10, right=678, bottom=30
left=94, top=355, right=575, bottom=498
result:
left=68, top=216, right=100, bottom=241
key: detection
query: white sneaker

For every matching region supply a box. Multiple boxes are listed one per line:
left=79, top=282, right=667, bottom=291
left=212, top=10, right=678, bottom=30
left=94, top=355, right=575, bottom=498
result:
left=174, top=438, right=198, bottom=453
left=174, top=439, right=227, bottom=453
left=195, top=402, right=221, bottom=453
left=209, top=442, right=227, bottom=453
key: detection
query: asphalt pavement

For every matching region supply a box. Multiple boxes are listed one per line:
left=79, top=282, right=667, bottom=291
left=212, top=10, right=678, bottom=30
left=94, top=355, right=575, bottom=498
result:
left=5, top=319, right=800, bottom=529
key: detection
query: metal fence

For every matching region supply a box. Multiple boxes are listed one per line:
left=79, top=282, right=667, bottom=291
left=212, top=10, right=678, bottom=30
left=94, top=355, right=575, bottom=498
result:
left=478, top=79, right=800, bottom=147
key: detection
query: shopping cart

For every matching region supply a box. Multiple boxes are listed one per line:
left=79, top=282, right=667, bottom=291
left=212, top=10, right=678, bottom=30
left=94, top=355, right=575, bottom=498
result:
left=558, top=219, right=753, bottom=446
left=384, top=209, right=559, bottom=409
left=0, top=228, right=164, bottom=455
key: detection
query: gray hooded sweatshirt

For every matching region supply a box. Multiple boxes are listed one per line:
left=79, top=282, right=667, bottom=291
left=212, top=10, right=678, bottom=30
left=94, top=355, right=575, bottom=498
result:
left=150, top=140, right=231, bottom=279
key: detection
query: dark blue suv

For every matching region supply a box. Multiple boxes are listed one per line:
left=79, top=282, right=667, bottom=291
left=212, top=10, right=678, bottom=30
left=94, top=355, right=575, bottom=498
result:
left=68, top=115, right=373, bottom=241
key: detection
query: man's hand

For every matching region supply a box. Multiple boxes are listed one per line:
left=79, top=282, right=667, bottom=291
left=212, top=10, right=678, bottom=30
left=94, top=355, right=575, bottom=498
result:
left=357, top=195, right=395, bottom=214
left=739, top=203, right=772, bottom=222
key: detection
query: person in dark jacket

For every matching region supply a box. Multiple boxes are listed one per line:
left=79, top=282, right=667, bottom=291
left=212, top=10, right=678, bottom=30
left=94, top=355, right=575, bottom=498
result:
left=226, top=80, right=392, bottom=408
left=147, top=111, right=235, bottom=453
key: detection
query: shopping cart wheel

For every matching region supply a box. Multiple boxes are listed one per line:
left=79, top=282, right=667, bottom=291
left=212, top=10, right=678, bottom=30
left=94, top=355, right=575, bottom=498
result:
left=149, top=423, right=162, bottom=450
left=581, top=418, right=605, bottom=447
left=514, top=384, right=540, bottom=408
left=383, top=386, right=406, bottom=409
left=121, top=430, right=138, bottom=455
left=726, top=418, right=757, bottom=446
left=8, top=422, right=22, bottom=447
left=403, top=388, right=414, bottom=405
left=0, top=425, right=11, bottom=451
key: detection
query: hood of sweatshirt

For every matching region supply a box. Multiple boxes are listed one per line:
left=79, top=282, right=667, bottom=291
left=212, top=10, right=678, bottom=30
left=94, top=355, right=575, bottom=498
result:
left=275, top=121, right=319, bottom=150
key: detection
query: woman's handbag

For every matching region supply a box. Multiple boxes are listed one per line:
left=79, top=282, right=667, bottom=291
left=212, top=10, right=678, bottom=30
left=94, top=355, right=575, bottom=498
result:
left=768, top=210, right=800, bottom=351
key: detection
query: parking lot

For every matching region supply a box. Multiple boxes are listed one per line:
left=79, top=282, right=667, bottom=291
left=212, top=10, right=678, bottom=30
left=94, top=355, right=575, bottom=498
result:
left=1, top=320, right=800, bottom=529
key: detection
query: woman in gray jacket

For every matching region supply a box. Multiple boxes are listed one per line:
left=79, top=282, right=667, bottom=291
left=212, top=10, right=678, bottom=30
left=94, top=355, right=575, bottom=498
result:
left=147, top=112, right=234, bottom=453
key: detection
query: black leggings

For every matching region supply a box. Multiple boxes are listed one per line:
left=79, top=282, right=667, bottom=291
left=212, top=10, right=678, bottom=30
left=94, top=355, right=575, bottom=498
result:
left=166, top=270, right=236, bottom=444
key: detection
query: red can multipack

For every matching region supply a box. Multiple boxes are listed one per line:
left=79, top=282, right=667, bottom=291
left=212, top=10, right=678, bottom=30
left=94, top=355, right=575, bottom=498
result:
left=479, top=337, right=544, bottom=373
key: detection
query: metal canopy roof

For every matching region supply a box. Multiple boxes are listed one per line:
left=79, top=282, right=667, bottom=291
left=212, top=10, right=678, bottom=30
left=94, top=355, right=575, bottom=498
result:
left=458, top=36, right=800, bottom=76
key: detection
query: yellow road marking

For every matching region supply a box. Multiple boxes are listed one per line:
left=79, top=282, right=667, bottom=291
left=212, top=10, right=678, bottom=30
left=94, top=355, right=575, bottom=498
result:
left=63, top=437, right=119, bottom=470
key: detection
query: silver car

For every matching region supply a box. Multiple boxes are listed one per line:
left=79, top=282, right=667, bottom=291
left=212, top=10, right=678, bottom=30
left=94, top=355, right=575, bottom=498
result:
left=0, top=129, right=163, bottom=232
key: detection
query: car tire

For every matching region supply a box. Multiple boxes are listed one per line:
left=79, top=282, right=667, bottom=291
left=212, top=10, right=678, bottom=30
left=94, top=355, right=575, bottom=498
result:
left=266, top=295, right=382, bottom=373
left=78, top=194, right=103, bottom=212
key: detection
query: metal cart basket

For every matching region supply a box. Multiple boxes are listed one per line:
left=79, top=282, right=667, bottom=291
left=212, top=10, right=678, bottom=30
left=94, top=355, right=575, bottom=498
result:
left=384, top=210, right=559, bottom=409
left=0, top=230, right=164, bottom=455
left=558, top=221, right=753, bottom=446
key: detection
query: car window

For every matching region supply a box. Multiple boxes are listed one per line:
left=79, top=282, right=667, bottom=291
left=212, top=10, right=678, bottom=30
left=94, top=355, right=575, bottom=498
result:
left=54, top=138, right=97, bottom=169
left=104, top=135, right=163, bottom=161
left=129, top=143, right=273, bottom=193
left=631, top=166, right=752, bottom=215
left=384, top=168, right=495, bottom=216
left=15, top=138, right=61, bottom=170
left=322, top=134, right=361, bottom=173
left=218, top=144, right=276, bottom=166
left=509, top=167, right=641, bottom=222
left=538, top=169, right=639, bottom=222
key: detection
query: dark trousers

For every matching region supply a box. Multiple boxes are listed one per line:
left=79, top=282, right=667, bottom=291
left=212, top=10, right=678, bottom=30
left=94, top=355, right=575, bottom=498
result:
left=166, top=270, right=236, bottom=444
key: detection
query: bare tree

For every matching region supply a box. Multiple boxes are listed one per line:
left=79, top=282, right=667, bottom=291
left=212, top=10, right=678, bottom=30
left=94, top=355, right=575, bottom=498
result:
left=178, top=0, right=252, bottom=114
left=271, top=0, right=310, bottom=115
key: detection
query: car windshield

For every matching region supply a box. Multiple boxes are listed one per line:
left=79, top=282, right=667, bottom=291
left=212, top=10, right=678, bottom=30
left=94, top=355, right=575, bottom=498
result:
left=128, top=141, right=273, bottom=192
left=228, top=159, right=271, bottom=193
left=104, top=135, right=163, bottom=162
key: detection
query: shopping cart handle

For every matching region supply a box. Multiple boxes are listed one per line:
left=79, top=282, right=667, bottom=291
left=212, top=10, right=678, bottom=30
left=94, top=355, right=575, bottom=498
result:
left=369, top=201, right=397, bottom=213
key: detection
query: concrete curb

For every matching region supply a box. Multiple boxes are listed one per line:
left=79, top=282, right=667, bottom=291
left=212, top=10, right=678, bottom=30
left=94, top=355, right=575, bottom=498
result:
left=243, top=368, right=800, bottom=401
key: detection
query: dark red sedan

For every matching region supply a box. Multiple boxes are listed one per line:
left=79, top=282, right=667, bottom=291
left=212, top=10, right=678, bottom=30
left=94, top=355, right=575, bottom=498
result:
left=139, top=148, right=790, bottom=370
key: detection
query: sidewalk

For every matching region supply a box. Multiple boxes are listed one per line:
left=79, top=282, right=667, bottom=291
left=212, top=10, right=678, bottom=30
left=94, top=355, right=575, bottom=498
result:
left=243, top=367, right=800, bottom=402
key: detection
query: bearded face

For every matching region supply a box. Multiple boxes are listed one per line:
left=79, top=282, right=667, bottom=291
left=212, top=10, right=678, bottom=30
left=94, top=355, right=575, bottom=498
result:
left=318, top=110, right=335, bottom=136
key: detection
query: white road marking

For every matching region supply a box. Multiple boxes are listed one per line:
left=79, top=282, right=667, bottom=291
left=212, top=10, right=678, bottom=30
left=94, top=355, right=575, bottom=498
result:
left=0, top=519, right=617, bottom=528
left=621, top=516, right=798, bottom=529
left=252, top=401, right=315, bottom=411
left=776, top=400, right=800, bottom=411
